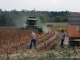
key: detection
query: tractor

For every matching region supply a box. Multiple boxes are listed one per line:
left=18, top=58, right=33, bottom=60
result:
left=25, top=17, right=43, bottom=33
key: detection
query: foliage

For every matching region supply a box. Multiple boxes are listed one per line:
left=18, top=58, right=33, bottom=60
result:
left=55, top=16, right=62, bottom=22
left=55, top=27, right=66, bottom=31
left=37, top=56, right=47, bottom=60
left=54, top=16, right=68, bottom=22
left=47, top=52, right=57, bottom=60
left=61, top=17, right=68, bottom=22
left=39, top=14, right=47, bottom=23
left=0, top=46, right=80, bottom=60
left=0, top=9, right=68, bottom=27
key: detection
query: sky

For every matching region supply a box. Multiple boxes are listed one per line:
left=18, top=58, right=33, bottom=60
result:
left=0, top=0, right=80, bottom=12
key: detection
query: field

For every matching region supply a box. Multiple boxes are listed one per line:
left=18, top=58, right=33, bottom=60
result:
left=0, top=23, right=80, bottom=60
left=0, top=26, right=60, bottom=60
left=46, top=22, right=68, bottom=31
left=46, top=22, right=68, bottom=27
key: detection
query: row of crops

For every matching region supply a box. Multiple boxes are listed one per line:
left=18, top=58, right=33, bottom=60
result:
left=0, top=27, right=60, bottom=55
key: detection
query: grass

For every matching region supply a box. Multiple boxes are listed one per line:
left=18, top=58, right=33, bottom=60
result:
left=46, top=22, right=68, bottom=31
left=55, top=27, right=66, bottom=32
left=46, top=22, right=68, bottom=27
left=0, top=45, right=80, bottom=60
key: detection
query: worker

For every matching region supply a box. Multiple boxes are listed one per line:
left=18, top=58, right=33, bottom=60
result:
left=60, top=30, right=66, bottom=47
left=29, top=30, right=36, bottom=49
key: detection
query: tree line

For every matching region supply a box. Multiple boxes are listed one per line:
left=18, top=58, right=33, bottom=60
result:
left=0, top=9, right=69, bottom=27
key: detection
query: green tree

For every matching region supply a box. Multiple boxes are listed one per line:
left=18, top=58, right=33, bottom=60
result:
left=54, top=16, right=62, bottom=22
left=39, top=14, right=46, bottom=23
left=62, top=17, right=68, bottom=22
left=50, top=18, right=55, bottom=22
left=0, top=12, right=7, bottom=26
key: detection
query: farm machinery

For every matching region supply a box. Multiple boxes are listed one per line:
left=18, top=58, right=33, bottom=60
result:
left=67, top=12, right=80, bottom=46
left=25, top=17, right=43, bottom=33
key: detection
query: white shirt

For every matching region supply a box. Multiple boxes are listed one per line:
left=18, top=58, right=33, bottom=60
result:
left=31, top=32, right=36, bottom=39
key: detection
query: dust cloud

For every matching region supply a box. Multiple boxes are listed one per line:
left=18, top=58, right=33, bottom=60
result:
left=38, top=18, right=49, bottom=33
left=13, top=17, right=49, bottom=33
left=13, top=16, right=27, bottom=28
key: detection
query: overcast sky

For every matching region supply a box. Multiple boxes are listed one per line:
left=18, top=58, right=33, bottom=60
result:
left=0, top=0, right=80, bottom=12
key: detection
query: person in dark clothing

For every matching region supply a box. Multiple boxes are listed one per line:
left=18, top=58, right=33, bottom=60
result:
left=29, top=31, right=36, bottom=49
left=60, top=30, right=65, bottom=47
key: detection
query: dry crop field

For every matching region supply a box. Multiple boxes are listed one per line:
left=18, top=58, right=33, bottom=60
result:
left=0, top=26, right=80, bottom=60
left=0, top=27, right=60, bottom=55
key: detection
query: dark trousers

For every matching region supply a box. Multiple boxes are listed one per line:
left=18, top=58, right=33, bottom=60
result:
left=61, top=39, right=64, bottom=47
left=30, top=39, right=36, bottom=49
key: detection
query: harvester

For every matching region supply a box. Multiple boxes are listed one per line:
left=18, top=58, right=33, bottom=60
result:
left=25, top=17, right=43, bottom=33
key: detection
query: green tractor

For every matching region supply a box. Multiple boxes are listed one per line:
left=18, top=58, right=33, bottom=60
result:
left=26, top=17, right=43, bottom=33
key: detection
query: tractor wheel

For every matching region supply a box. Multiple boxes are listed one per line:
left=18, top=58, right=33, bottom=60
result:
left=68, top=38, right=75, bottom=47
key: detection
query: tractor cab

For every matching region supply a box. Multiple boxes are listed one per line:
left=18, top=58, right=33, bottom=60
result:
left=26, top=17, right=43, bottom=33
left=26, top=17, right=38, bottom=28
